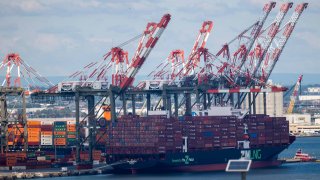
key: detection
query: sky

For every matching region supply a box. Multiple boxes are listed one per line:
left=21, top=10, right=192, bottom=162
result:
left=0, top=0, right=319, bottom=82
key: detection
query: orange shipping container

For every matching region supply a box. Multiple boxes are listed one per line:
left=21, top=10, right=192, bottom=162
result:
left=104, top=111, right=111, bottom=121
left=67, top=127, right=76, bottom=131
left=54, top=131, right=66, bottom=135
left=27, top=121, right=41, bottom=126
left=54, top=138, right=66, bottom=143
left=28, top=132, right=39, bottom=135
left=28, top=134, right=39, bottom=138
left=41, top=131, right=52, bottom=136
left=28, top=139, right=39, bottom=142
left=54, top=138, right=66, bottom=145
left=67, top=134, right=76, bottom=139
left=28, top=128, right=41, bottom=132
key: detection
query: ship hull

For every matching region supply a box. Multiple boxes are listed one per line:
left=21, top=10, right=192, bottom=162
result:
left=108, top=144, right=288, bottom=173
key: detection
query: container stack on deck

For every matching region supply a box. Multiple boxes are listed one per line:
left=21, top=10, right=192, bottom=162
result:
left=54, top=121, right=67, bottom=146
left=41, top=121, right=53, bottom=146
left=27, top=121, right=41, bottom=146
left=67, top=121, right=76, bottom=146
left=104, top=114, right=290, bottom=155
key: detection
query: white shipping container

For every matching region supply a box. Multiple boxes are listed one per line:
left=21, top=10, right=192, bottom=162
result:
left=41, top=142, right=53, bottom=145
left=41, top=139, right=52, bottom=142
left=148, top=110, right=167, bottom=115
left=41, top=138, right=52, bottom=144
left=41, top=135, right=53, bottom=138
left=41, top=138, right=52, bottom=141
left=93, top=160, right=99, bottom=165
left=41, top=121, right=54, bottom=125
left=37, top=156, right=46, bottom=161
left=0, top=167, right=10, bottom=170
left=12, top=166, right=26, bottom=170
left=67, top=121, right=76, bottom=124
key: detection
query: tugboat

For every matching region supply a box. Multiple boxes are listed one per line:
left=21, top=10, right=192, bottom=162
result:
left=294, top=149, right=316, bottom=162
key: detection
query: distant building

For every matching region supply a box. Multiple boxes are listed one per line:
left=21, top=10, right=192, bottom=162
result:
left=285, top=113, right=311, bottom=124
left=289, top=124, right=320, bottom=135
left=307, top=87, right=320, bottom=93
left=299, top=95, right=320, bottom=101
left=315, top=118, right=320, bottom=125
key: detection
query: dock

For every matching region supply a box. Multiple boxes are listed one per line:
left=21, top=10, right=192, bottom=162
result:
left=0, top=164, right=113, bottom=179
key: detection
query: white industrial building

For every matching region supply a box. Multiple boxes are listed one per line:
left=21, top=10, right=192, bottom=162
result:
left=315, top=118, right=320, bottom=125
left=285, top=113, right=312, bottom=124
left=299, top=95, right=320, bottom=101
left=289, top=124, right=320, bottom=135
left=243, top=91, right=283, bottom=117
left=307, top=87, right=320, bottom=93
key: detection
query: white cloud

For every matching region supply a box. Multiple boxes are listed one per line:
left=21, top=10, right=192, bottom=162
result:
left=34, top=34, right=78, bottom=52
left=0, top=0, right=45, bottom=13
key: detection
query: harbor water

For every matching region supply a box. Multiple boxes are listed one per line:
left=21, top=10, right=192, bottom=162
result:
left=41, top=137, right=320, bottom=180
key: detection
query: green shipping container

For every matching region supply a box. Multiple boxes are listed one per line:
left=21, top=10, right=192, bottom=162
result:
left=54, top=128, right=66, bottom=131
left=54, top=135, right=66, bottom=138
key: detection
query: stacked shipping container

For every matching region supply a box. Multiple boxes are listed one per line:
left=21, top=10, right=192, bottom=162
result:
left=54, top=122, right=67, bottom=146
left=104, top=114, right=290, bottom=155
left=41, top=121, right=53, bottom=146
left=27, top=121, right=41, bottom=145
left=67, top=121, right=76, bottom=146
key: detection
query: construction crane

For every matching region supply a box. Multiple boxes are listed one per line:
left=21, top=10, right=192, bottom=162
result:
left=287, top=75, right=303, bottom=114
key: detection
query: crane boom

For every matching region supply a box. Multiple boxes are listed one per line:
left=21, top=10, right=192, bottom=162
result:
left=259, top=3, right=308, bottom=82
left=182, top=21, right=213, bottom=76
left=233, top=2, right=276, bottom=76
left=287, top=75, right=303, bottom=114
left=119, top=14, right=171, bottom=92
left=250, top=2, right=293, bottom=78
left=213, top=2, right=276, bottom=84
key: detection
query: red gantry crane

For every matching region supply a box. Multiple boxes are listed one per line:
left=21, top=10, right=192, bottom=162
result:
left=119, top=14, right=171, bottom=92
left=179, top=21, right=213, bottom=78
left=240, top=2, right=293, bottom=86
left=212, top=1, right=276, bottom=86
left=146, top=21, right=213, bottom=88
left=0, top=53, right=53, bottom=88
left=256, top=3, right=308, bottom=83
left=59, top=14, right=171, bottom=93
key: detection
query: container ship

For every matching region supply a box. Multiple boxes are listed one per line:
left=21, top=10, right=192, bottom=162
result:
left=103, top=108, right=294, bottom=173
left=0, top=107, right=294, bottom=172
